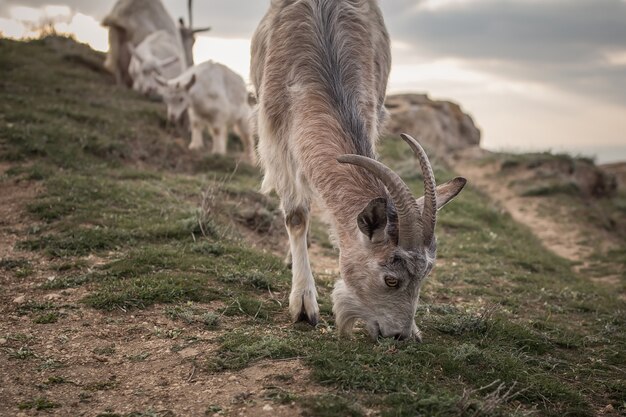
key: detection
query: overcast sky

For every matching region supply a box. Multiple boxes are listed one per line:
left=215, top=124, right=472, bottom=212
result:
left=1, top=0, right=625, bottom=162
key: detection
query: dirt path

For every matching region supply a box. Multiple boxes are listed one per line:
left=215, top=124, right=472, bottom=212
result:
left=455, top=151, right=623, bottom=292
left=455, top=157, right=592, bottom=262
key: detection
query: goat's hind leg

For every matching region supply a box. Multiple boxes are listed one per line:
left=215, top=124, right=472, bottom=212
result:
left=284, top=203, right=319, bottom=326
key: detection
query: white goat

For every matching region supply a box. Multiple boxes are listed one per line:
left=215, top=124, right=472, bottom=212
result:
left=128, top=30, right=186, bottom=96
left=251, top=0, right=467, bottom=341
left=102, top=0, right=184, bottom=87
left=156, top=62, right=256, bottom=163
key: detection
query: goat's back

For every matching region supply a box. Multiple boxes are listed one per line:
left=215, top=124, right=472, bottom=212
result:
left=103, top=0, right=180, bottom=46
left=251, top=0, right=391, bottom=157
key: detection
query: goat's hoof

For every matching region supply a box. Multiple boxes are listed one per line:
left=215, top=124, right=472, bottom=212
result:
left=289, top=291, right=319, bottom=326
left=296, top=309, right=319, bottom=326
left=188, top=143, right=204, bottom=150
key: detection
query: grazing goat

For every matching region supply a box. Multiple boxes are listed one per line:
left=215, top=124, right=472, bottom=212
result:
left=178, top=0, right=211, bottom=67
left=156, top=62, right=256, bottom=163
left=103, top=0, right=184, bottom=87
left=251, top=0, right=467, bottom=341
left=128, top=30, right=186, bottom=96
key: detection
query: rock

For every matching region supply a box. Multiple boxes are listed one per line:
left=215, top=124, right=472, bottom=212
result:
left=12, top=295, right=26, bottom=304
left=227, top=375, right=237, bottom=382
left=500, top=153, right=617, bottom=198
left=385, top=93, right=481, bottom=160
left=45, top=293, right=62, bottom=301
left=262, top=404, right=274, bottom=412
left=178, top=347, right=199, bottom=358
left=0, top=338, right=7, bottom=345
left=601, top=162, right=626, bottom=191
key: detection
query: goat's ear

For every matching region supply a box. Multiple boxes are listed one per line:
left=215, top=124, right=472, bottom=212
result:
left=184, top=73, right=196, bottom=91
left=416, top=177, right=467, bottom=212
left=357, top=197, right=388, bottom=243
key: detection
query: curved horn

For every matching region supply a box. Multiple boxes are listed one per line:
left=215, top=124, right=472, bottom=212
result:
left=400, top=133, right=437, bottom=247
left=337, top=155, right=421, bottom=250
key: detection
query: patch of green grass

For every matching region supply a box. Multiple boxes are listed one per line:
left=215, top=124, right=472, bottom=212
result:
left=83, top=272, right=223, bottom=311
left=44, top=376, right=71, bottom=385
left=153, top=326, right=183, bottom=339
left=206, top=331, right=299, bottom=372
left=193, top=154, right=260, bottom=177
left=165, top=305, right=220, bottom=330
left=37, top=358, right=65, bottom=370
left=0, top=37, right=175, bottom=170
left=126, top=351, right=151, bottom=362
left=219, top=270, right=278, bottom=291
left=42, top=274, right=91, bottom=289
left=6, top=332, right=35, bottom=344
left=205, top=404, right=223, bottom=414
left=125, top=411, right=175, bottom=417
left=4, top=346, right=37, bottom=360
left=0, top=258, right=30, bottom=270
left=18, top=397, right=60, bottom=410
left=521, top=182, right=580, bottom=197
left=498, top=151, right=592, bottom=171
left=219, top=296, right=279, bottom=321
left=4, top=162, right=55, bottom=180
left=0, top=258, right=33, bottom=277
left=302, top=394, right=364, bottom=417
left=84, top=379, right=118, bottom=391
left=33, top=312, right=59, bottom=324
left=262, top=386, right=298, bottom=405
left=17, top=301, right=56, bottom=316
left=93, top=345, right=116, bottom=356
left=83, top=242, right=288, bottom=311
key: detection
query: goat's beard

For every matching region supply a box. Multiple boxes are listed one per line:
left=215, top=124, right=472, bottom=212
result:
left=332, top=279, right=377, bottom=339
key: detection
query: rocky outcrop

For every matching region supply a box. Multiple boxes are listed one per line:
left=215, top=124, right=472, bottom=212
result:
left=499, top=153, right=618, bottom=198
left=384, top=94, right=481, bottom=158
left=601, top=162, right=626, bottom=192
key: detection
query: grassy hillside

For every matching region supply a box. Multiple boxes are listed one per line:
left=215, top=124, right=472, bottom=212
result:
left=0, top=37, right=624, bottom=417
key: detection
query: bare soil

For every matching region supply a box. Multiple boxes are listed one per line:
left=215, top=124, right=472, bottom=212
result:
left=0, top=165, right=335, bottom=417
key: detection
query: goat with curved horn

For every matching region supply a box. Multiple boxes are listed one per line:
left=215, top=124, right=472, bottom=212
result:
left=251, top=0, right=467, bottom=342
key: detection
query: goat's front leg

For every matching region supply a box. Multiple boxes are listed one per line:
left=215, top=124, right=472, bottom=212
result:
left=188, top=111, right=204, bottom=150
left=212, top=125, right=228, bottom=155
left=285, top=205, right=319, bottom=325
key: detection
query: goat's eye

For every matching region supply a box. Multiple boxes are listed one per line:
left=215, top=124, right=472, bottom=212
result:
left=384, top=276, right=398, bottom=288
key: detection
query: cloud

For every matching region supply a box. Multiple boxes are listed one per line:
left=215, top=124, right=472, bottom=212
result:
left=382, top=0, right=626, bottom=105
left=0, top=0, right=269, bottom=37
